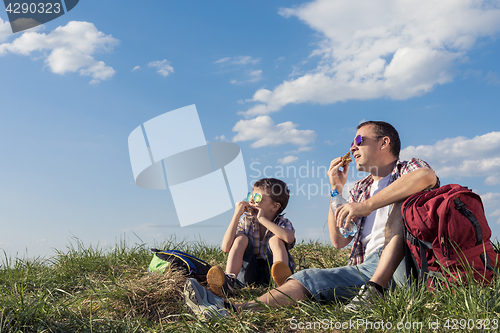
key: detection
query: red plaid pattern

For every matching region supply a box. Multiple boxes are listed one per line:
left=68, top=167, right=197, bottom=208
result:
left=346, top=158, right=435, bottom=266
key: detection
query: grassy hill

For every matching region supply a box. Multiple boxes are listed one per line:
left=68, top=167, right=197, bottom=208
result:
left=0, top=238, right=498, bottom=332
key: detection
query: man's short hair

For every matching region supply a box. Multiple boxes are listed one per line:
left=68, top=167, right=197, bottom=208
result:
left=253, top=178, right=290, bottom=215
left=357, top=121, right=401, bottom=158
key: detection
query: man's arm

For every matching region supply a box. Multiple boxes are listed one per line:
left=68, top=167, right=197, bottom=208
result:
left=327, top=156, right=353, bottom=248
left=335, top=168, right=437, bottom=228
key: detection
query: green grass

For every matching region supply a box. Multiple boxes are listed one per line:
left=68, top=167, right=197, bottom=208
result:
left=0, top=238, right=498, bottom=332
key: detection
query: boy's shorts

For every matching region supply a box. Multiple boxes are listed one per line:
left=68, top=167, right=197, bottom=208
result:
left=237, top=238, right=295, bottom=287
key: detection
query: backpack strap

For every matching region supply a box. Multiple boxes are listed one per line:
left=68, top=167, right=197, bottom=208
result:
left=480, top=253, right=500, bottom=274
left=403, top=196, right=433, bottom=282
left=454, top=198, right=483, bottom=245
left=452, top=201, right=500, bottom=275
left=405, top=229, right=433, bottom=282
left=453, top=197, right=500, bottom=275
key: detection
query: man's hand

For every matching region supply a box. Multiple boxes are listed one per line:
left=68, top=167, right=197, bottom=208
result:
left=335, top=202, right=371, bottom=228
left=328, top=157, right=349, bottom=192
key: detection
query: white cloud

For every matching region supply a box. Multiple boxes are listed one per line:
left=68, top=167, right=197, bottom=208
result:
left=232, top=115, right=316, bottom=148
left=485, top=71, right=500, bottom=85
left=285, top=146, right=313, bottom=154
left=480, top=192, right=500, bottom=224
left=241, top=0, right=500, bottom=116
left=132, top=65, right=141, bottom=71
left=401, top=131, right=500, bottom=185
left=275, top=56, right=286, bottom=68
left=463, top=69, right=500, bottom=85
left=214, top=57, right=230, bottom=64
left=214, top=135, right=227, bottom=141
left=481, top=192, right=500, bottom=207
left=215, top=55, right=263, bottom=84
left=0, top=18, right=12, bottom=43
left=278, top=155, right=299, bottom=165
left=249, top=69, right=263, bottom=81
left=0, top=21, right=118, bottom=83
left=148, top=59, right=174, bottom=77
left=231, top=69, right=263, bottom=84
left=490, top=209, right=500, bottom=217
left=215, top=55, right=260, bottom=65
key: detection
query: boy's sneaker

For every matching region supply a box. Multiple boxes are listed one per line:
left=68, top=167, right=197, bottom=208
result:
left=207, top=266, right=235, bottom=297
left=184, top=278, right=229, bottom=319
left=271, top=261, right=292, bottom=287
left=345, top=283, right=385, bottom=312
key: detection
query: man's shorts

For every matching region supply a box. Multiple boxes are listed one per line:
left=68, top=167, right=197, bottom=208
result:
left=290, top=247, right=406, bottom=302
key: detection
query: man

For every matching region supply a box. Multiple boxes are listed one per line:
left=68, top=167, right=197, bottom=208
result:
left=183, top=121, right=439, bottom=318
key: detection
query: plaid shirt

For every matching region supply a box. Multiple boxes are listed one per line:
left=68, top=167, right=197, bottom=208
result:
left=236, top=214, right=296, bottom=269
left=346, top=158, right=437, bottom=266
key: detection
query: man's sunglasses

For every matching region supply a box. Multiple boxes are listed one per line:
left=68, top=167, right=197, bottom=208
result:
left=350, top=134, right=384, bottom=148
left=246, top=192, right=263, bottom=203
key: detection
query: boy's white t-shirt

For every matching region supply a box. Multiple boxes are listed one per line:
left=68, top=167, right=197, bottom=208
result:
left=360, top=174, right=391, bottom=258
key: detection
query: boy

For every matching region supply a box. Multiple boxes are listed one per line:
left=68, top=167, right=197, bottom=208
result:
left=207, top=178, right=296, bottom=297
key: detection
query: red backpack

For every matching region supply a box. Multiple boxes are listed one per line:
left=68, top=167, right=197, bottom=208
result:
left=402, top=184, right=499, bottom=287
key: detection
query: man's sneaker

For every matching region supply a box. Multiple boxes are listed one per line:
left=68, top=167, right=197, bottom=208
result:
left=271, top=261, right=292, bottom=287
left=345, top=283, right=385, bottom=311
left=184, top=278, right=229, bottom=319
left=207, top=266, right=235, bottom=297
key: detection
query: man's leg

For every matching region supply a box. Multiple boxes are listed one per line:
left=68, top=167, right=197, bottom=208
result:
left=345, top=202, right=406, bottom=311
left=234, top=251, right=381, bottom=311
left=369, top=201, right=405, bottom=288
left=234, top=279, right=309, bottom=311
left=185, top=251, right=381, bottom=317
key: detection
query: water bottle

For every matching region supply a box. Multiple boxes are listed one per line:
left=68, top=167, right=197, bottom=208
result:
left=330, top=189, right=358, bottom=238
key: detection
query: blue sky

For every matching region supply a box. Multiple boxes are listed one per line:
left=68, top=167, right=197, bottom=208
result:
left=1, top=0, right=500, bottom=258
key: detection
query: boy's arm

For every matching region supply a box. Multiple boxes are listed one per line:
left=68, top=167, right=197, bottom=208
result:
left=255, top=215, right=295, bottom=244
left=221, top=201, right=248, bottom=253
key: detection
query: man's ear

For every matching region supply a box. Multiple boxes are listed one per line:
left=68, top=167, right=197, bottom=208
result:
left=380, top=137, right=391, bottom=150
left=273, top=202, right=281, bottom=212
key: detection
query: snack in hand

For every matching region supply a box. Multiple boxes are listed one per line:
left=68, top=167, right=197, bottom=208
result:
left=342, top=152, right=352, bottom=166
left=244, top=206, right=257, bottom=215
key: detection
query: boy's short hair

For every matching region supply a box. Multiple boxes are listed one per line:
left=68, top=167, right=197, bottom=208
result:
left=253, top=178, right=289, bottom=215
left=357, top=120, right=401, bottom=158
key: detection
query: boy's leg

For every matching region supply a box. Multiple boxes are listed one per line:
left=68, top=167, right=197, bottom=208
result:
left=225, top=234, right=249, bottom=276
left=235, top=238, right=262, bottom=286
left=268, top=235, right=289, bottom=266
left=208, top=234, right=250, bottom=297
left=267, top=236, right=294, bottom=286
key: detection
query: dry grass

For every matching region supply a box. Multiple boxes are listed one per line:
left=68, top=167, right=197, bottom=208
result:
left=112, top=267, right=188, bottom=324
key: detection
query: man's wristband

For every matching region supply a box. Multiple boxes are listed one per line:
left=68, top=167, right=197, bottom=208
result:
left=330, top=189, right=339, bottom=197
